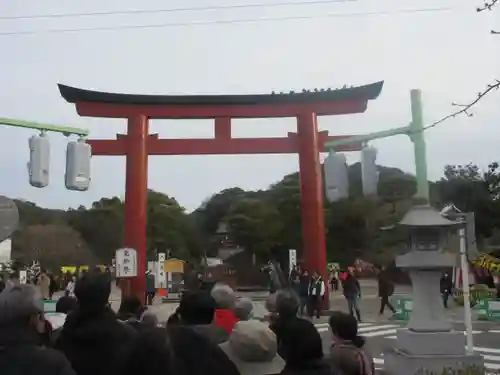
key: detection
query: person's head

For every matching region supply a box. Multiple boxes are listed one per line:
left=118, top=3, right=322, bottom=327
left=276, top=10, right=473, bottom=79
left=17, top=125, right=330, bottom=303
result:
left=56, top=296, right=78, bottom=314
left=74, top=271, right=111, bottom=311
left=279, top=319, right=323, bottom=367
left=219, top=320, right=285, bottom=375
left=313, top=270, right=320, bottom=279
left=171, top=325, right=240, bottom=375
left=329, top=311, right=365, bottom=348
left=0, top=284, right=45, bottom=334
left=179, top=291, right=216, bottom=325
left=71, top=275, right=77, bottom=282
left=275, top=289, right=299, bottom=319
left=234, top=298, right=253, bottom=321
left=348, top=267, right=355, bottom=276
left=141, top=311, right=159, bottom=329
left=116, top=327, right=175, bottom=375
left=444, top=272, right=449, bottom=278
left=211, top=284, right=236, bottom=310
left=302, top=270, right=309, bottom=277
left=118, top=295, right=145, bottom=319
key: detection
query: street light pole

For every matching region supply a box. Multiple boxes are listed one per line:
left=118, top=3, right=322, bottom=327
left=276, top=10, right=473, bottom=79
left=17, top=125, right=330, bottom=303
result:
left=459, top=223, right=474, bottom=354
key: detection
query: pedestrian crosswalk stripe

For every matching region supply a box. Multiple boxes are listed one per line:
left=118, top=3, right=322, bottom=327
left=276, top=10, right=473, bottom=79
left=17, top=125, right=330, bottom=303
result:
left=386, top=329, right=483, bottom=340
left=374, top=346, right=500, bottom=372
left=314, top=322, right=401, bottom=337
left=315, top=322, right=486, bottom=340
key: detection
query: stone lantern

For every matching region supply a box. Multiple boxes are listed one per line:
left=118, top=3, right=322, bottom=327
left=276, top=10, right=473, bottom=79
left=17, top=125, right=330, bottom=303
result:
left=384, top=205, right=484, bottom=375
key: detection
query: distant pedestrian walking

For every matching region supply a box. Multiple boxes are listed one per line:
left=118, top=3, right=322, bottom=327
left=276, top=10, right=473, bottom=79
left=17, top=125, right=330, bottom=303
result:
left=38, top=270, right=51, bottom=300
left=342, top=268, right=362, bottom=322
left=308, top=271, right=325, bottom=319
left=440, top=272, right=453, bottom=308
left=145, top=271, right=156, bottom=306
left=377, top=265, right=396, bottom=316
left=298, top=270, right=310, bottom=316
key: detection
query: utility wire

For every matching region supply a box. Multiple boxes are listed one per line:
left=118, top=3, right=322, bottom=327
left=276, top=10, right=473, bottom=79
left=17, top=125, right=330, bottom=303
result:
left=0, top=0, right=354, bottom=20
left=0, top=7, right=457, bottom=37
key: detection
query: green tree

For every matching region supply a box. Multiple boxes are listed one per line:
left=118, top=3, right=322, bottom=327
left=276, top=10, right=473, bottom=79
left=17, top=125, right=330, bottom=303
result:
left=66, top=198, right=124, bottom=262
left=225, top=198, right=283, bottom=261
left=146, top=190, right=201, bottom=261
left=437, top=163, right=500, bottom=240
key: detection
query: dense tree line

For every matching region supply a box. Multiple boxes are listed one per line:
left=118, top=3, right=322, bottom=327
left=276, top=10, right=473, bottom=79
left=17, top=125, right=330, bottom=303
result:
left=9, top=161, right=500, bottom=270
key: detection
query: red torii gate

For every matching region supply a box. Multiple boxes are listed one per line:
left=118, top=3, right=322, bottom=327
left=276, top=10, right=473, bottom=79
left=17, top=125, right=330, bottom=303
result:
left=58, top=82, right=383, bottom=303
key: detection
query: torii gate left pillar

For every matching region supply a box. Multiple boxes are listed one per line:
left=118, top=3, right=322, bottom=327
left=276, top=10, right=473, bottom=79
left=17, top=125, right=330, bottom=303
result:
left=58, top=82, right=383, bottom=304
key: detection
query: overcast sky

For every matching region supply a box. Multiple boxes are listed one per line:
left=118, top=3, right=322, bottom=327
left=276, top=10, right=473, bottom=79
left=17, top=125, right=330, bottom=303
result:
left=0, top=0, right=498, bottom=211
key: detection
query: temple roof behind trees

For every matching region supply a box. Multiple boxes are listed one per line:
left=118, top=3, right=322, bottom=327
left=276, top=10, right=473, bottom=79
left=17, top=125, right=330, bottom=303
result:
left=58, top=81, right=384, bottom=106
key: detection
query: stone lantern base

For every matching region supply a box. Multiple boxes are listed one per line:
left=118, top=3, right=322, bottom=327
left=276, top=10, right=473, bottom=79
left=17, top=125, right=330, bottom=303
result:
left=384, top=330, right=485, bottom=375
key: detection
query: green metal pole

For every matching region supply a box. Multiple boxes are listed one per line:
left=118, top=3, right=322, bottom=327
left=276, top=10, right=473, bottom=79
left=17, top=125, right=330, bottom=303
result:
left=408, top=89, right=430, bottom=202
left=0, top=117, right=89, bottom=137
left=324, top=125, right=410, bottom=149
left=325, top=89, right=430, bottom=203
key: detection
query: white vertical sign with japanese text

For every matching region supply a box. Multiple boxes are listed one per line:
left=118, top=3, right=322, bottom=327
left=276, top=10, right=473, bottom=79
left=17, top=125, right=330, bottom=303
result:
left=156, top=253, right=166, bottom=288
left=289, top=249, right=297, bottom=272
left=19, top=270, right=27, bottom=284
left=115, top=248, right=137, bottom=278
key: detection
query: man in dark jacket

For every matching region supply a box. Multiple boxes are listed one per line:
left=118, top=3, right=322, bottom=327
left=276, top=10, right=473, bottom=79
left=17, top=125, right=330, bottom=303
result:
left=298, top=270, right=310, bottom=316
left=342, top=268, right=362, bottom=321
left=307, top=271, right=326, bottom=319
left=440, top=272, right=453, bottom=308
left=145, top=271, right=156, bottom=305
left=377, top=265, right=396, bottom=315
left=0, top=284, right=75, bottom=375
left=56, top=272, right=136, bottom=375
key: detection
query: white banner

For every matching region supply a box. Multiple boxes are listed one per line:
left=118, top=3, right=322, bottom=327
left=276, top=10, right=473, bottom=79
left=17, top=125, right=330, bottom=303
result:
left=289, top=249, right=297, bottom=272
left=115, top=248, right=137, bottom=278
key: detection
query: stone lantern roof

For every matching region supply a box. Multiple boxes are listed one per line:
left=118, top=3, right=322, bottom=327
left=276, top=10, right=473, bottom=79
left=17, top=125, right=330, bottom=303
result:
left=399, top=205, right=461, bottom=228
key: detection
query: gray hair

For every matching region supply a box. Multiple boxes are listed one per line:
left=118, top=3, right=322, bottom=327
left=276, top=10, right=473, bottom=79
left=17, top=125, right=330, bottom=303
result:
left=210, top=283, right=236, bottom=310
left=0, top=284, right=44, bottom=325
left=141, top=311, right=159, bottom=328
left=234, top=297, right=253, bottom=321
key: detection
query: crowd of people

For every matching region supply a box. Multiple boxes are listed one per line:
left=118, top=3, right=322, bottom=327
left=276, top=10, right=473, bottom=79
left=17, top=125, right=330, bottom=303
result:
left=0, top=269, right=375, bottom=375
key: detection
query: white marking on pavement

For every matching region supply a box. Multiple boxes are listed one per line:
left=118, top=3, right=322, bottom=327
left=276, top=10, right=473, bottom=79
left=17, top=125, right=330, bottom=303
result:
left=475, top=347, right=500, bottom=354
left=488, top=330, right=500, bottom=334
left=385, top=330, right=482, bottom=339
left=358, top=324, right=399, bottom=334
left=363, top=329, right=398, bottom=337
left=315, top=322, right=402, bottom=337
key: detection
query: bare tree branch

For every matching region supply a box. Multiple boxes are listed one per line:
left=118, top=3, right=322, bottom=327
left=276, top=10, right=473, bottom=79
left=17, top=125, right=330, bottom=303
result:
left=477, top=0, right=499, bottom=33
left=423, top=80, right=500, bottom=131
left=477, top=0, right=498, bottom=12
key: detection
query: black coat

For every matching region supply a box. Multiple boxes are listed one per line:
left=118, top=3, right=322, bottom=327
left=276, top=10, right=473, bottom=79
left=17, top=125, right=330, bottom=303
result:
left=56, top=307, right=136, bottom=375
left=0, top=326, right=75, bottom=375
left=377, top=271, right=394, bottom=297
left=440, top=276, right=453, bottom=294
left=298, top=276, right=310, bottom=298
left=342, top=275, right=361, bottom=298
